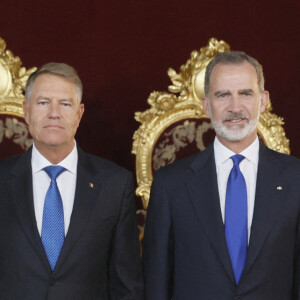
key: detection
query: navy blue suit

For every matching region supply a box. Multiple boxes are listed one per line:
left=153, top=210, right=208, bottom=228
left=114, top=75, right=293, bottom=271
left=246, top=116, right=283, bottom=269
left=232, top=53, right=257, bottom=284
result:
left=0, top=147, right=144, bottom=299
left=143, top=143, right=300, bottom=299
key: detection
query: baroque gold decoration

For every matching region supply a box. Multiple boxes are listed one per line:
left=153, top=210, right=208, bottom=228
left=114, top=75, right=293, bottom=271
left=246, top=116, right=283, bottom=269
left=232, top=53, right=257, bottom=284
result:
left=0, top=37, right=35, bottom=151
left=0, top=37, right=36, bottom=117
left=132, top=38, right=290, bottom=210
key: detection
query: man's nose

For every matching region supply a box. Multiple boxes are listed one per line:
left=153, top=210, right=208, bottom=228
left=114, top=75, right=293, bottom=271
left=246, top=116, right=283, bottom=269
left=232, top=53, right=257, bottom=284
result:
left=48, top=102, right=60, bottom=118
left=228, top=96, right=243, bottom=112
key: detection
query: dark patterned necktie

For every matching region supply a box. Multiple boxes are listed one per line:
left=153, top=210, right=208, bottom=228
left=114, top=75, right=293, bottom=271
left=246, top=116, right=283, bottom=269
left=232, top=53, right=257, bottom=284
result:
left=41, top=165, right=66, bottom=270
left=225, top=154, right=247, bottom=284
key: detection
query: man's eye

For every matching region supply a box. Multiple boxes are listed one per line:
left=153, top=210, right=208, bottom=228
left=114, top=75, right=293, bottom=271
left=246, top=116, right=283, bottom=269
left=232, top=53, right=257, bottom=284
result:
left=242, top=91, right=252, bottom=96
left=61, top=102, right=71, bottom=107
left=218, top=93, right=228, bottom=98
left=38, top=101, right=47, bottom=105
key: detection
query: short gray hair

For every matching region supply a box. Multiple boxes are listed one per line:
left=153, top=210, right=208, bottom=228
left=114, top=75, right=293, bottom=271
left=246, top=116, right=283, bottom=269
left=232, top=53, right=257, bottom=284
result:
left=204, top=51, right=265, bottom=95
left=25, top=62, right=83, bottom=102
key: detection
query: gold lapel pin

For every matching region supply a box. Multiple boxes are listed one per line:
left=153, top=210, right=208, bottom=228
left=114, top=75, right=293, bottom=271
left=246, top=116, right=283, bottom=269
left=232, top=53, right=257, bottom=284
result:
left=89, top=183, right=94, bottom=188
left=276, top=186, right=283, bottom=190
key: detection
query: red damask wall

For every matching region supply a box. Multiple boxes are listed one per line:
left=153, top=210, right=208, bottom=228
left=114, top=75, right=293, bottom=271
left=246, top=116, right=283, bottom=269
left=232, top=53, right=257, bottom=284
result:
left=0, top=0, right=299, bottom=173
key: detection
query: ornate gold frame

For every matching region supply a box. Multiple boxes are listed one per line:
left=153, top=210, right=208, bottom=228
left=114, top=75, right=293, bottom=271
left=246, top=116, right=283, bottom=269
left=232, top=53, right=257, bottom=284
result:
left=132, top=38, right=290, bottom=209
left=0, top=37, right=36, bottom=117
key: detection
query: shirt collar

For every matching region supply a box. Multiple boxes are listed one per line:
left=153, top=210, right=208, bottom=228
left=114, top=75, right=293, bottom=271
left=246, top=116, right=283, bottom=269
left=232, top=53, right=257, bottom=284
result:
left=31, top=141, right=78, bottom=174
left=214, top=136, right=259, bottom=166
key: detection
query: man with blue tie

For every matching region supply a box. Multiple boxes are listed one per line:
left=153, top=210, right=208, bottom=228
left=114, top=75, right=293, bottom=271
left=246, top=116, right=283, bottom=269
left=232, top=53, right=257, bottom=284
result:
left=143, top=51, right=300, bottom=299
left=0, top=63, right=144, bottom=299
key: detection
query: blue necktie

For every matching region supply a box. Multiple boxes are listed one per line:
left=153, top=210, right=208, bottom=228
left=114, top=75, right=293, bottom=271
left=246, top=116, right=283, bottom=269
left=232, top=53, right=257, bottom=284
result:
left=41, top=165, right=66, bottom=271
left=225, top=154, right=247, bottom=284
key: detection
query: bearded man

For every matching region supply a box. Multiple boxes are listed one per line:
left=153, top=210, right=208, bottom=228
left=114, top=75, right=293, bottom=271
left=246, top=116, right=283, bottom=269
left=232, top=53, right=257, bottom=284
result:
left=143, top=51, right=300, bottom=300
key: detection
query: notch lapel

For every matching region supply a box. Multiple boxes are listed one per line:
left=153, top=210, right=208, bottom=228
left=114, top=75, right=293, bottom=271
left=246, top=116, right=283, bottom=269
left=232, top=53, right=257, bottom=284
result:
left=242, top=144, right=287, bottom=280
left=53, top=149, right=100, bottom=274
left=9, top=149, right=51, bottom=271
left=186, top=146, right=235, bottom=284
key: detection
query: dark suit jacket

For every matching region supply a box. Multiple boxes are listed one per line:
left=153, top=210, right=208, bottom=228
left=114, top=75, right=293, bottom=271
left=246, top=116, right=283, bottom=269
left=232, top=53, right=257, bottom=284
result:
left=143, top=143, right=300, bottom=300
left=0, top=147, right=144, bottom=300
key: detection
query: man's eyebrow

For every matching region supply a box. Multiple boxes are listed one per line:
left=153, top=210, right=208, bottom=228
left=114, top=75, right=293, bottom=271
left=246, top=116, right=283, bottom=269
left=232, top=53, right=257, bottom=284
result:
left=35, top=96, right=51, bottom=101
left=35, top=96, right=75, bottom=102
left=214, top=90, right=230, bottom=96
left=238, top=89, right=254, bottom=93
left=59, top=98, right=75, bottom=102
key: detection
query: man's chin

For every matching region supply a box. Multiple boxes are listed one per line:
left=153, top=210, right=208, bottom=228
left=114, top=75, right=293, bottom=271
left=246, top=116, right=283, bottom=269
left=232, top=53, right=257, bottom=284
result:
left=35, top=137, right=68, bottom=148
left=215, top=127, right=252, bottom=142
left=212, top=117, right=259, bottom=142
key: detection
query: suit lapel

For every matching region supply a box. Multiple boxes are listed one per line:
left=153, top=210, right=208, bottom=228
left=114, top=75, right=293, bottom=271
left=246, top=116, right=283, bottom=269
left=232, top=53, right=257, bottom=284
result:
left=186, top=146, right=235, bottom=284
left=243, top=144, right=287, bottom=279
left=9, top=148, right=51, bottom=271
left=8, top=148, right=103, bottom=274
left=53, top=149, right=100, bottom=274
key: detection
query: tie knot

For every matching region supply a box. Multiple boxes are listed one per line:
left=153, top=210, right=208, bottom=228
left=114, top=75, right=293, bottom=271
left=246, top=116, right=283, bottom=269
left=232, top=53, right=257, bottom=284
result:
left=43, top=165, right=66, bottom=180
left=231, top=154, right=245, bottom=167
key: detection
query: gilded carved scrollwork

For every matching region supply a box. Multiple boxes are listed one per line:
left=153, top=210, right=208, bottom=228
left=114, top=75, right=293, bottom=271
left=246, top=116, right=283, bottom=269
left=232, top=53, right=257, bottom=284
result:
left=258, top=102, right=290, bottom=154
left=0, top=37, right=36, bottom=116
left=0, top=37, right=35, bottom=149
left=132, top=38, right=290, bottom=210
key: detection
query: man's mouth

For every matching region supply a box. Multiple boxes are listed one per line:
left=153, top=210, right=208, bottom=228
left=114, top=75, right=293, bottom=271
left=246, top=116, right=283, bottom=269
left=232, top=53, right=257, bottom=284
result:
left=226, top=118, right=246, bottom=123
left=44, top=125, right=64, bottom=129
left=223, top=114, right=249, bottom=124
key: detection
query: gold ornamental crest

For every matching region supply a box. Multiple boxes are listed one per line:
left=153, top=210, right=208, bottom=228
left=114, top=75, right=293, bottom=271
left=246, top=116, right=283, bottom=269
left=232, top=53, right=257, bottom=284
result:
left=0, top=37, right=36, bottom=117
left=0, top=37, right=36, bottom=151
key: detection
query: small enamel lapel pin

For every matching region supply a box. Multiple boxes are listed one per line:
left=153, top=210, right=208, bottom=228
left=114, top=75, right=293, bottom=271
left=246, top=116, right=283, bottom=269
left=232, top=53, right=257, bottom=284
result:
left=89, top=183, right=94, bottom=188
left=276, top=186, right=283, bottom=190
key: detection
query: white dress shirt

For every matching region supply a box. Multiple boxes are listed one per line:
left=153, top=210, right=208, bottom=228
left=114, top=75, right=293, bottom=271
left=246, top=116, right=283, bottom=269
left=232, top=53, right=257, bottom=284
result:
left=31, top=142, right=78, bottom=236
left=214, top=136, right=259, bottom=242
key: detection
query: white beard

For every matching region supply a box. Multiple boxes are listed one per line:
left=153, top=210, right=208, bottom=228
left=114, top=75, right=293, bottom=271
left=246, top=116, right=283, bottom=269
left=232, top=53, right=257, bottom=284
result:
left=208, top=104, right=260, bottom=142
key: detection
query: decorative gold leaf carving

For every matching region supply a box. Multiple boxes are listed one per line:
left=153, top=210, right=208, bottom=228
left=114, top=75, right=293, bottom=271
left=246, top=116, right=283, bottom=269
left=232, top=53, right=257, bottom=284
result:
left=0, top=37, right=36, bottom=117
left=0, top=37, right=35, bottom=151
left=168, top=38, right=231, bottom=102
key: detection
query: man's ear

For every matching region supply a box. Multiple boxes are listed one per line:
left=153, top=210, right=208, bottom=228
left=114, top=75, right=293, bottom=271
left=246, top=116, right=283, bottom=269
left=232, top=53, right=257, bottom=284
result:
left=77, top=103, right=85, bottom=124
left=260, top=90, right=270, bottom=113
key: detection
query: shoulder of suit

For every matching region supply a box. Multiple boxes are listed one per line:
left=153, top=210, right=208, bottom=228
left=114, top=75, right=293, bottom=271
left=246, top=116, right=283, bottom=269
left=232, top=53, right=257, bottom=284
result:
left=262, top=144, right=300, bottom=163
left=0, top=153, right=24, bottom=173
left=154, top=145, right=213, bottom=178
left=81, top=152, right=132, bottom=178
left=261, top=145, right=300, bottom=174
